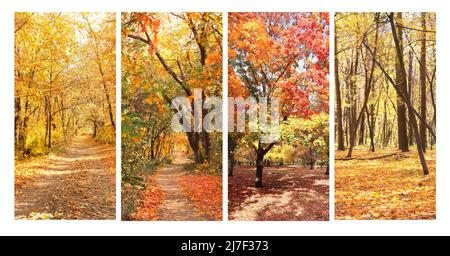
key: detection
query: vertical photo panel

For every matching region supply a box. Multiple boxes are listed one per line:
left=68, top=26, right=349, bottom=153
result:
left=334, top=12, right=436, bottom=220
left=14, top=13, right=117, bottom=220
left=121, top=13, right=223, bottom=221
left=228, top=13, right=330, bottom=221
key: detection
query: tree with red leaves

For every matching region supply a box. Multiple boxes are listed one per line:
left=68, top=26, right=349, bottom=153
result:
left=229, top=13, right=329, bottom=188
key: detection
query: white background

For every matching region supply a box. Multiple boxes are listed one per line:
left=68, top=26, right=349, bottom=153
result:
left=0, top=0, right=448, bottom=236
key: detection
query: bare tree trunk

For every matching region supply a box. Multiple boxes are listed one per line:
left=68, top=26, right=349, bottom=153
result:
left=255, top=146, right=264, bottom=188
left=359, top=112, right=365, bottom=145
left=389, top=12, right=428, bottom=175
left=382, top=101, right=388, bottom=147
left=335, top=34, right=345, bottom=150
left=349, top=50, right=358, bottom=150
left=407, top=51, right=415, bottom=146
left=48, top=98, right=52, bottom=148
left=429, top=67, right=436, bottom=149
left=44, top=96, right=48, bottom=147
left=59, top=98, right=67, bottom=140
left=366, top=107, right=375, bottom=152
left=15, top=95, right=21, bottom=150
left=394, top=13, right=409, bottom=152
left=408, top=107, right=429, bottom=175
left=420, top=12, right=427, bottom=152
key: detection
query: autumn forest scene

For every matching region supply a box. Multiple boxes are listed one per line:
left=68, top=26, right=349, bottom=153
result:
left=335, top=12, right=436, bottom=220
left=11, top=11, right=439, bottom=223
left=14, top=13, right=116, bottom=220
left=121, top=13, right=223, bottom=221
left=228, top=13, right=330, bottom=221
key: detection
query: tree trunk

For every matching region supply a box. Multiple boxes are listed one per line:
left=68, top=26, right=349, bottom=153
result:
left=60, top=98, right=67, bottom=140
left=419, top=12, right=427, bottom=152
left=359, top=112, right=365, bottom=145
left=429, top=68, right=436, bottom=149
left=93, top=121, right=97, bottom=138
left=388, top=12, right=428, bottom=175
left=335, top=34, right=345, bottom=150
left=407, top=51, right=415, bottom=146
left=228, top=136, right=238, bottom=177
left=382, top=101, right=387, bottom=147
left=44, top=96, right=48, bottom=147
left=346, top=14, right=380, bottom=157
left=48, top=101, right=52, bottom=148
left=346, top=48, right=375, bottom=157
left=98, top=63, right=115, bottom=129
left=346, top=84, right=369, bottom=158
left=394, top=13, right=409, bottom=152
left=408, top=106, right=429, bottom=175
left=228, top=149, right=235, bottom=177
left=186, top=132, right=204, bottom=163
left=310, top=160, right=316, bottom=170
left=366, top=107, right=376, bottom=152
left=349, top=50, right=358, bottom=150
left=44, top=96, right=52, bottom=148
left=255, top=148, right=264, bottom=188
left=15, top=96, right=21, bottom=150
left=309, top=147, right=316, bottom=170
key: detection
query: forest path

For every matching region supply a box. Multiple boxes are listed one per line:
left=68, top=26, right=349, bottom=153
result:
left=229, top=166, right=329, bottom=221
left=156, top=151, right=210, bottom=221
left=335, top=148, right=436, bottom=220
left=15, top=135, right=116, bottom=220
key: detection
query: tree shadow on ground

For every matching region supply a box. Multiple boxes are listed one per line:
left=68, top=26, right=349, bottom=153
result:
left=229, top=166, right=329, bottom=221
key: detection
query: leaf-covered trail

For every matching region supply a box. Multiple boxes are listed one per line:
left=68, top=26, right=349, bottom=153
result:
left=15, top=135, right=116, bottom=220
left=335, top=148, right=436, bottom=220
left=229, top=166, right=329, bottom=221
left=156, top=152, right=210, bottom=221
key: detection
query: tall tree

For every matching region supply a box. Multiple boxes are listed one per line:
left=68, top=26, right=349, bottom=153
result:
left=229, top=13, right=329, bottom=188
left=83, top=14, right=116, bottom=131
left=387, top=12, right=427, bottom=174
left=123, top=13, right=223, bottom=164
left=346, top=13, right=380, bottom=158
left=419, top=12, right=427, bottom=152
left=335, top=28, right=345, bottom=151
left=394, top=13, right=409, bottom=152
left=337, top=12, right=435, bottom=175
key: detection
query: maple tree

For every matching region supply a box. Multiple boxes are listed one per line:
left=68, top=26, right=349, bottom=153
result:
left=14, top=13, right=116, bottom=220
left=228, top=12, right=330, bottom=221
left=335, top=12, right=436, bottom=220
left=229, top=13, right=329, bottom=188
left=121, top=13, right=222, bottom=221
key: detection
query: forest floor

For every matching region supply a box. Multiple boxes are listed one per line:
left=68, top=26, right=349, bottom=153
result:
left=335, top=147, right=436, bottom=220
left=131, top=151, right=222, bottom=221
left=15, top=135, right=116, bottom=220
left=229, top=166, right=329, bottom=221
